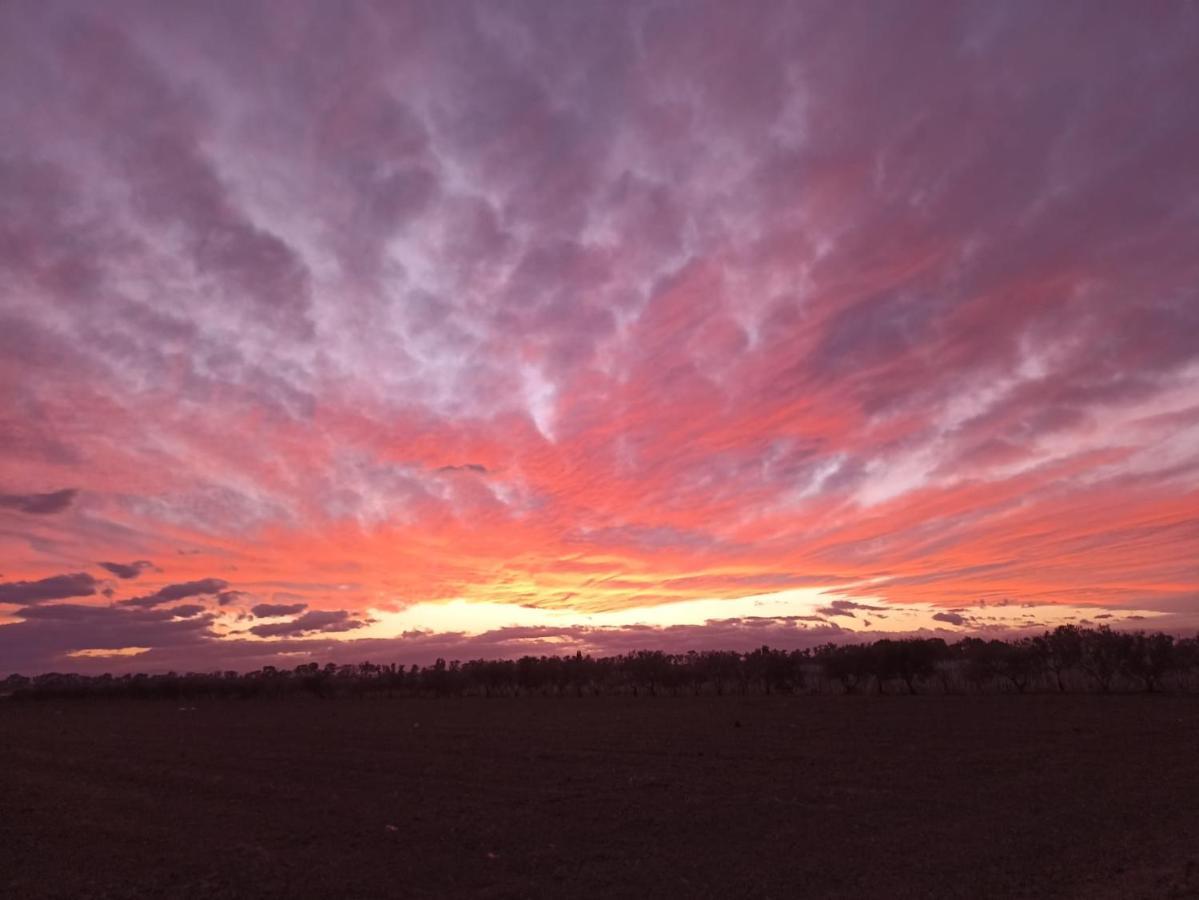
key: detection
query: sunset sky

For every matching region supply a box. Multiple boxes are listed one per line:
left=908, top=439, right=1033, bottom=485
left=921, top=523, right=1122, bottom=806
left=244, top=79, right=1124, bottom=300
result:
left=1, top=1, right=1197, bottom=673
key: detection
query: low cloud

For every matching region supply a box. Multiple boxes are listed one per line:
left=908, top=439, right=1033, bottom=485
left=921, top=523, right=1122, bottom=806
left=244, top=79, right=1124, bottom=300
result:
left=0, top=488, right=77, bottom=515
left=0, top=573, right=98, bottom=606
left=120, top=578, right=229, bottom=608
left=816, top=599, right=894, bottom=619
left=248, top=609, right=369, bottom=638
left=251, top=602, right=308, bottom=618
left=0, top=602, right=218, bottom=672
left=816, top=600, right=888, bottom=619
left=217, top=590, right=249, bottom=607
left=99, top=560, right=154, bottom=579
left=932, top=611, right=967, bottom=626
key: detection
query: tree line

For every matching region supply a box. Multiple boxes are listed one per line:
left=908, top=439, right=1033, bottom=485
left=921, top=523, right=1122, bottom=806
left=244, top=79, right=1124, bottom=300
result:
left=5, top=625, right=1199, bottom=701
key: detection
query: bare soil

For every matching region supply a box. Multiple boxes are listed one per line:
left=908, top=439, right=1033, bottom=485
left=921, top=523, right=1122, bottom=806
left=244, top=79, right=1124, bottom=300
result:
left=2, top=695, right=1198, bottom=899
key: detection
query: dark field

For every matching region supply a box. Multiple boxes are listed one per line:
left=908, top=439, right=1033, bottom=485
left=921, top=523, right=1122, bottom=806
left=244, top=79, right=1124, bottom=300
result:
left=2, top=696, right=1198, bottom=899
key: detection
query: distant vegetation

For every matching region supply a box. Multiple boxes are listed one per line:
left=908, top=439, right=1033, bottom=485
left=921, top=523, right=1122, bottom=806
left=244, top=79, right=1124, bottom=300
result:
left=5, top=626, right=1199, bottom=701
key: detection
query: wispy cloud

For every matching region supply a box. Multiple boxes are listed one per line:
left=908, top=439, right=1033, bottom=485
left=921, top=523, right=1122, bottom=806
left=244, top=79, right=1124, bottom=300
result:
left=0, top=2, right=1195, bottom=670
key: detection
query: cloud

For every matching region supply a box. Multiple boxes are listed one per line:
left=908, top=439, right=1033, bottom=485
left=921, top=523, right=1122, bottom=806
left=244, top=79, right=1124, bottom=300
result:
left=932, top=612, right=967, bottom=627
left=99, top=560, right=154, bottom=579
left=247, top=610, right=369, bottom=638
left=250, top=602, right=308, bottom=618
left=830, top=600, right=887, bottom=613
left=0, top=489, right=77, bottom=515
left=0, top=2, right=1196, bottom=669
left=5, top=612, right=850, bottom=674
left=0, top=602, right=216, bottom=672
left=217, top=591, right=249, bottom=607
left=120, top=578, right=229, bottom=609
left=815, top=601, right=890, bottom=619
left=0, top=573, right=98, bottom=606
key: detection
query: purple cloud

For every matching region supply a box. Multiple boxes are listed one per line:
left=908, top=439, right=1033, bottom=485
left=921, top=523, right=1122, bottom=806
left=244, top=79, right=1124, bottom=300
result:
left=0, top=602, right=217, bottom=672
left=0, top=573, right=98, bottom=606
left=932, top=612, right=967, bottom=627
left=99, top=560, right=154, bottom=579
left=0, top=489, right=77, bottom=515
left=120, top=578, right=229, bottom=609
left=247, top=610, right=369, bottom=638
left=250, top=602, right=308, bottom=618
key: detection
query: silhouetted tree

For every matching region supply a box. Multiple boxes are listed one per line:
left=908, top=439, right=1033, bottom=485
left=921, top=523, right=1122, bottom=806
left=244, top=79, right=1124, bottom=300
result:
left=816, top=643, right=872, bottom=694
left=628, top=650, right=672, bottom=696
left=7, top=626, right=1199, bottom=702
left=959, top=638, right=1000, bottom=693
left=1079, top=626, right=1127, bottom=693
left=994, top=638, right=1043, bottom=694
left=1035, top=626, right=1084, bottom=692
left=1121, top=632, right=1175, bottom=693
left=866, top=639, right=946, bottom=694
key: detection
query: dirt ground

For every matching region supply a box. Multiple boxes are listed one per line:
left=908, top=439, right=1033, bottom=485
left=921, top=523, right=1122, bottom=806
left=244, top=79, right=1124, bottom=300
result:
left=2, top=694, right=1197, bottom=899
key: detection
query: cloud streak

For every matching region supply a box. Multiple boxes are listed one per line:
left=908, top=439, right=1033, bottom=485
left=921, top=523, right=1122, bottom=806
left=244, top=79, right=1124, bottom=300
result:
left=119, top=578, right=229, bottom=609
left=0, top=573, right=98, bottom=606
left=247, top=610, right=369, bottom=638
left=0, top=489, right=77, bottom=515
left=99, top=560, right=154, bottom=579
left=250, top=602, right=307, bottom=618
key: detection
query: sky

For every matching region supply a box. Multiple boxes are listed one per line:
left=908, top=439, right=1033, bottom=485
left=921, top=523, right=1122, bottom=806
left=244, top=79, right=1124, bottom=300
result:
left=1, top=1, right=1197, bottom=674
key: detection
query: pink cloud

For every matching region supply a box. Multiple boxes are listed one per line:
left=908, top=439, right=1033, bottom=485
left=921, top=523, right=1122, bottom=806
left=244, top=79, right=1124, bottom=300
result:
left=0, top=2, right=1196, bottom=671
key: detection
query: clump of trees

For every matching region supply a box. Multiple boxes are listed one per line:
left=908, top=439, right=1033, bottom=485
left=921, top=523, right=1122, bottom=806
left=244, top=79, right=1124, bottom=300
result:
left=4, top=626, right=1198, bottom=702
